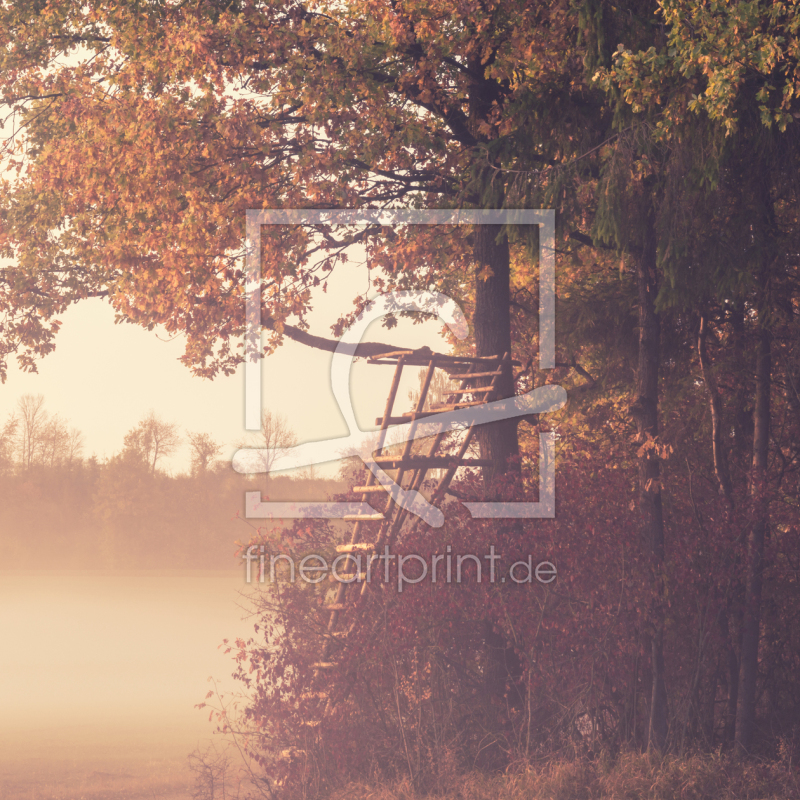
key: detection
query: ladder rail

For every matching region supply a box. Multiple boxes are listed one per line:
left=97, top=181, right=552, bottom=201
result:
left=298, top=350, right=512, bottom=742
left=322, top=354, right=408, bottom=640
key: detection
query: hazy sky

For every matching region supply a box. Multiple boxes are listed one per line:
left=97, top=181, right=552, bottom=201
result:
left=0, top=258, right=451, bottom=475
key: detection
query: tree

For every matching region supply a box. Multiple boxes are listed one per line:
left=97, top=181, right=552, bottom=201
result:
left=0, top=0, right=617, bottom=483
left=13, top=394, right=84, bottom=468
left=122, top=410, right=181, bottom=477
left=0, top=0, right=625, bottom=746
left=0, top=0, right=670, bottom=753
left=5, top=0, right=800, bottom=772
left=39, top=414, right=83, bottom=467
left=0, top=412, right=17, bottom=473
left=0, top=267, right=65, bottom=384
left=16, top=393, right=47, bottom=468
left=591, top=0, right=800, bottom=752
left=241, top=410, right=297, bottom=487
left=187, top=431, right=223, bottom=476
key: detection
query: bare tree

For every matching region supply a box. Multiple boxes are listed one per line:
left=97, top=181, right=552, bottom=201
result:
left=123, top=410, right=181, bottom=476
left=188, top=743, right=243, bottom=800
left=240, top=410, right=297, bottom=487
left=36, top=415, right=84, bottom=467
left=65, top=427, right=84, bottom=466
left=0, top=412, right=18, bottom=473
left=259, top=410, right=297, bottom=470
left=9, top=397, right=84, bottom=469
left=187, top=431, right=223, bottom=475
left=39, top=415, right=67, bottom=467
left=17, top=393, right=47, bottom=468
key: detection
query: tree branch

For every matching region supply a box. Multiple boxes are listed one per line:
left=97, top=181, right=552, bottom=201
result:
left=265, top=317, right=408, bottom=358
left=568, top=231, right=616, bottom=251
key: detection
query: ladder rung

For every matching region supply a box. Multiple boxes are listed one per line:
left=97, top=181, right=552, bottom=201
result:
left=312, top=662, right=337, bottom=670
left=375, top=412, right=439, bottom=424
left=448, top=369, right=503, bottom=379
left=430, top=399, right=491, bottom=410
left=352, top=485, right=390, bottom=493
left=372, top=456, right=493, bottom=468
left=368, top=351, right=519, bottom=366
left=336, top=542, right=377, bottom=553
left=331, top=572, right=368, bottom=582
left=343, top=514, right=385, bottom=521
left=446, top=387, right=494, bottom=396
left=376, top=401, right=488, bottom=424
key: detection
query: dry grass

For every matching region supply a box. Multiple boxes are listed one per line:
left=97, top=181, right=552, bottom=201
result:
left=327, top=751, right=799, bottom=800
left=0, top=761, right=193, bottom=800
left=2, top=749, right=796, bottom=800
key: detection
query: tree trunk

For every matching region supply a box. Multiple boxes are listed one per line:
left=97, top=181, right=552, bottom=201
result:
left=473, top=223, right=519, bottom=481
left=632, top=224, right=668, bottom=751
left=698, top=311, right=734, bottom=503
left=472, top=226, right=526, bottom=709
left=698, top=310, right=741, bottom=745
left=730, top=303, right=754, bottom=461
left=720, top=607, right=740, bottom=745
left=717, top=302, right=752, bottom=745
left=735, top=321, right=771, bottom=755
left=466, top=53, right=524, bottom=721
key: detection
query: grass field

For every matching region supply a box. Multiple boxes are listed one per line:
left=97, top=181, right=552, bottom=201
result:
left=0, top=721, right=199, bottom=800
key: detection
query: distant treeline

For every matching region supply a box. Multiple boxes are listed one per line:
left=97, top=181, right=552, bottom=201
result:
left=0, top=395, right=346, bottom=569
left=0, top=460, right=346, bottom=569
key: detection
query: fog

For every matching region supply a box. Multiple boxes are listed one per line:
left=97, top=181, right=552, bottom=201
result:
left=0, top=569, right=257, bottom=795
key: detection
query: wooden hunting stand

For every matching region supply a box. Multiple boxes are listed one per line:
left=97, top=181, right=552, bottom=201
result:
left=290, top=349, right=516, bottom=737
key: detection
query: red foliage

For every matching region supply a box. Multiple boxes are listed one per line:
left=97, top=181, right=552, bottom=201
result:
left=210, top=440, right=800, bottom=796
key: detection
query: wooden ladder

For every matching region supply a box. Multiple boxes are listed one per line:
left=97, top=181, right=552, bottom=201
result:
left=280, top=350, right=515, bottom=743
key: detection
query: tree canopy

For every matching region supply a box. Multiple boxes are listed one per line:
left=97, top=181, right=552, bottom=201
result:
left=0, top=0, right=627, bottom=374
left=2, top=0, right=800, bottom=786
